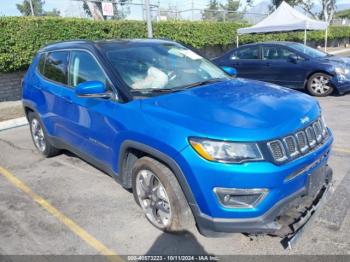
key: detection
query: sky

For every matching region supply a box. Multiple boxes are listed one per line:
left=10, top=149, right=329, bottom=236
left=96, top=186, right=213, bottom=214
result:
left=0, top=0, right=348, bottom=18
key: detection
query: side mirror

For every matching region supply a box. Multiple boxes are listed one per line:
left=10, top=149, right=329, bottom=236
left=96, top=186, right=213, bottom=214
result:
left=221, top=66, right=237, bottom=77
left=75, top=81, right=112, bottom=99
left=288, top=54, right=299, bottom=63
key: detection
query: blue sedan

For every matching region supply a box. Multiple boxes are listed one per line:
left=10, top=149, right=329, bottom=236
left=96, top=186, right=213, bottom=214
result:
left=213, top=41, right=350, bottom=97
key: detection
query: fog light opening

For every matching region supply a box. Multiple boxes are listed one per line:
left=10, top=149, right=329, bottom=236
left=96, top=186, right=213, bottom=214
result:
left=214, top=188, right=268, bottom=209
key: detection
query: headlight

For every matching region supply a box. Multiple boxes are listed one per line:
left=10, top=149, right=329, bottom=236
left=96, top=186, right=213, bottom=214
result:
left=335, top=67, right=350, bottom=75
left=189, top=138, right=263, bottom=163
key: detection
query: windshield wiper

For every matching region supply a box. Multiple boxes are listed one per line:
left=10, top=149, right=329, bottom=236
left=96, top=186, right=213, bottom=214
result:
left=130, top=78, right=227, bottom=95
left=172, top=78, right=227, bottom=91
left=130, top=88, right=180, bottom=94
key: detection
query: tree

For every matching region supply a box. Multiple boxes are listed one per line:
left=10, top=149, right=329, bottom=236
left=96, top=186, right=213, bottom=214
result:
left=43, top=8, right=60, bottom=17
left=269, top=0, right=338, bottom=22
left=270, top=0, right=302, bottom=11
left=16, top=0, right=44, bottom=16
left=16, top=0, right=61, bottom=16
left=202, top=0, right=222, bottom=21
left=83, top=0, right=130, bottom=20
left=221, top=0, right=243, bottom=22
left=246, top=0, right=254, bottom=7
left=299, top=0, right=337, bottom=22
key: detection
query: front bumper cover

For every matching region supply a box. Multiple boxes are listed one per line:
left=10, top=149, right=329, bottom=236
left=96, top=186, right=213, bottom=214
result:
left=196, top=165, right=333, bottom=236
left=331, top=76, right=350, bottom=94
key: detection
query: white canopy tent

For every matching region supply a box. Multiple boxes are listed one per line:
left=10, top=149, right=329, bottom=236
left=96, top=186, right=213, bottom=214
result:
left=237, top=1, right=329, bottom=51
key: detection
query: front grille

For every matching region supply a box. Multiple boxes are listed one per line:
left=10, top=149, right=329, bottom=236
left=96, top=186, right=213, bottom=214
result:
left=267, top=117, right=329, bottom=163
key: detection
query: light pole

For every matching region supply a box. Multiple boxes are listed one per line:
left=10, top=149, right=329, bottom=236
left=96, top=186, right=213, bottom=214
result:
left=144, top=0, right=153, bottom=38
left=29, top=0, right=35, bottom=16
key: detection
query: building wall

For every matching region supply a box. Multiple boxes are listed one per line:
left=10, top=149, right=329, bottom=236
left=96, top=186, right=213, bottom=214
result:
left=0, top=71, right=25, bottom=102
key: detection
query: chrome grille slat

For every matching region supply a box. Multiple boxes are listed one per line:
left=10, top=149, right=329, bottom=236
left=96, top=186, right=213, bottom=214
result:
left=320, top=117, right=328, bottom=138
left=267, top=140, right=287, bottom=162
left=296, top=131, right=309, bottom=153
left=313, top=122, right=322, bottom=142
left=267, top=117, right=328, bottom=163
left=305, top=126, right=317, bottom=148
left=283, top=136, right=299, bottom=157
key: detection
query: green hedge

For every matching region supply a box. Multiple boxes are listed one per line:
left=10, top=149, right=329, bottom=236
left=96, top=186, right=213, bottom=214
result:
left=1, top=16, right=350, bottom=72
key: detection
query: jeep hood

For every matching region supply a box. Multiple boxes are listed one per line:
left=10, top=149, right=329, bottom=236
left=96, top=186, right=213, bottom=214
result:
left=140, top=79, right=320, bottom=141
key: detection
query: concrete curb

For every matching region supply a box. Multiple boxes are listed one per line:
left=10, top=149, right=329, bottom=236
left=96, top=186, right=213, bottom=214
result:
left=328, top=48, right=350, bottom=55
left=0, top=117, right=28, bottom=131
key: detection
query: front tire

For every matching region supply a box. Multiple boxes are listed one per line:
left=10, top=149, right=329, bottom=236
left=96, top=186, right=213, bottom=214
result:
left=306, top=73, right=334, bottom=97
left=28, top=112, right=60, bottom=157
left=132, top=156, right=194, bottom=233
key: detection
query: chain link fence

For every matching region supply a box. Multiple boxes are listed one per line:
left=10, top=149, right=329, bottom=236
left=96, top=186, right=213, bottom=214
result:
left=156, top=9, right=267, bottom=24
left=69, top=0, right=268, bottom=25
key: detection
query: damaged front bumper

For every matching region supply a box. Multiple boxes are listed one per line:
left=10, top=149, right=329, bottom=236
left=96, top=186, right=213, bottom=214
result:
left=331, top=75, right=350, bottom=95
left=196, top=165, right=333, bottom=240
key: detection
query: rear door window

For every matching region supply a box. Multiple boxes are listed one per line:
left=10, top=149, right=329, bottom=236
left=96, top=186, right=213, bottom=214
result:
left=231, top=46, right=259, bottom=60
left=42, top=51, right=69, bottom=85
left=262, top=46, right=296, bottom=60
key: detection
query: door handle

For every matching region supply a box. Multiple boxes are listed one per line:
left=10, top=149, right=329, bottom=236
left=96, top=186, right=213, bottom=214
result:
left=265, top=62, right=271, bottom=66
left=63, top=96, right=72, bottom=103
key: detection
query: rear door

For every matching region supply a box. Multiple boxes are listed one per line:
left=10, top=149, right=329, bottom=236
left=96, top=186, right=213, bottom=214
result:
left=34, top=51, right=70, bottom=136
left=260, top=45, right=307, bottom=88
left=227, top=45, right=266, bottom=80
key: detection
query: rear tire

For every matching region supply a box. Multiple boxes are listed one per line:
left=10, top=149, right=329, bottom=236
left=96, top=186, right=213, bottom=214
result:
left=132, top=156, right=194, bottom=233
left=306, top=73, right=334, bottom=97
left=28, top=112, right=60, bottom=157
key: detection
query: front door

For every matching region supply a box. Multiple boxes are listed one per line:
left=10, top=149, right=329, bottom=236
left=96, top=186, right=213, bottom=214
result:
left=260, top=45, right=307, bottom=88
left=228, top=45, right=266, bottom=80
left=60, top=50, right=120, bottom=167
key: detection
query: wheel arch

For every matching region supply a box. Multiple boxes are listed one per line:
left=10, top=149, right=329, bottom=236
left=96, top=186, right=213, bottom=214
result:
left=118, top=140, right=199, bottom=218
left=304, top=70, right=335, bottom=89
left=22, top=102, right=37, bottom=120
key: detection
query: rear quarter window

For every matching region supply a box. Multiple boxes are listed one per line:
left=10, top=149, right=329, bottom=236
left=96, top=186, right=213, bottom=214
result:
left=37, top=53, right=46, bottom=75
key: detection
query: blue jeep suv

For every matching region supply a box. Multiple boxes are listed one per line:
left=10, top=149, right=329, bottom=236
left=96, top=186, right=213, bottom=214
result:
left=22, top=39, right=333, bottom=237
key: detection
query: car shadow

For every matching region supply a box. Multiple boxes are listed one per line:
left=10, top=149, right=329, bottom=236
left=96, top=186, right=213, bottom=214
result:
left=145, top=231, right=210, bottom=256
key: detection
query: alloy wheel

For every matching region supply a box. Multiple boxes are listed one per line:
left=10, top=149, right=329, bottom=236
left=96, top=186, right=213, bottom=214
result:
left=31, top=118, right=46, bottom=152
left=310, top=75, right=331, bottom=95
left=136, top=169, right=172, bottom=228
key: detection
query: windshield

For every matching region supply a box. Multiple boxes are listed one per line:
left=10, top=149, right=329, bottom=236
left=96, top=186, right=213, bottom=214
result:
left=289, top=43, right=328, bottom=58
left=103, top=42, right=230, bottom=92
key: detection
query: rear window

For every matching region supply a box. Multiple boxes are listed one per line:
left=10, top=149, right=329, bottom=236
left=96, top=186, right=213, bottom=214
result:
left=40, top=51, right=69, bottom=85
